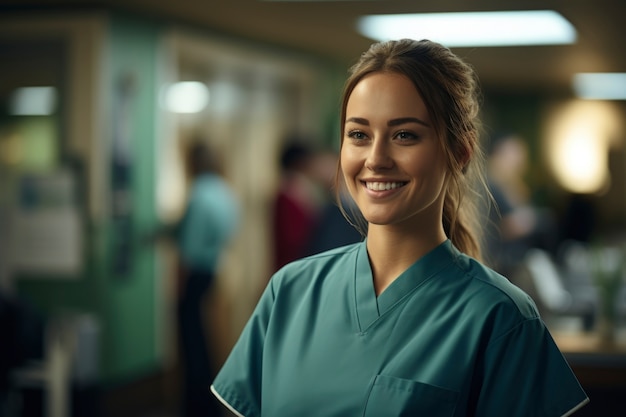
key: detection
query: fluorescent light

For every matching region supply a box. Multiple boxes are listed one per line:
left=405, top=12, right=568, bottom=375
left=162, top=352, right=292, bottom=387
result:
left=9, top=86, right=58, bottom=116
left=160, top=81, right=210, bottom=113
left=573, top=73, right=626, bottom=100
left=357, top=10, right=577, bottom=47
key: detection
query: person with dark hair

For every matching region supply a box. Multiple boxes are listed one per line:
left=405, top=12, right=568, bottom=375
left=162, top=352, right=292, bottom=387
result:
left=175, top=140, right=239, bottom=417
left=210, top=39, right=587, bottom=416
left=304, top=150, right=363, bottom=256
left=272, top=141, right=324, bottom=271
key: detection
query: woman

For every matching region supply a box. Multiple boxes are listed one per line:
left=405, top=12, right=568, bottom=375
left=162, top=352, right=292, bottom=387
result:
left=211, top=39, right=588, bottom=416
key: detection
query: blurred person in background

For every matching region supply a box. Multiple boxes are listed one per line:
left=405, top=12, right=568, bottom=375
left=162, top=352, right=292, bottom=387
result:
left=305, top=149, right=362, bottom=256
left=210, top=39, right=587, bottom=416
left=272, top=140, right=325, bottom=272
left=484, top=132, right=557, bottom=277
left=175, top=140, right=239, bottom=417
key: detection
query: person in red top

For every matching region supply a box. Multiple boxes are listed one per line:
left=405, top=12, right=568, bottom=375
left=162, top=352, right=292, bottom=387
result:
left=272, top=141, right=324, bottom=271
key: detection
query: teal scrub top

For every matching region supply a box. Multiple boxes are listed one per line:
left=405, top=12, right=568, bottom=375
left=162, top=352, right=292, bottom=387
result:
left=212, top=240, right=588, bottom=417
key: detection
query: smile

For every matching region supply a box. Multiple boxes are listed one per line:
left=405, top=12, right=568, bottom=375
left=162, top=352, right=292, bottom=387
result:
left=364, top=181, right=407, bottom=191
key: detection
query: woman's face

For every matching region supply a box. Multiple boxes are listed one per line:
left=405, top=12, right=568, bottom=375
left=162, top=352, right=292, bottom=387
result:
left=341, top=72, right=448, bottom=231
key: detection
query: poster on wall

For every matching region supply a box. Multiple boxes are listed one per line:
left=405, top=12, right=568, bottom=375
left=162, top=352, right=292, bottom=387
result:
left=11, top=169, right=83, bottom=277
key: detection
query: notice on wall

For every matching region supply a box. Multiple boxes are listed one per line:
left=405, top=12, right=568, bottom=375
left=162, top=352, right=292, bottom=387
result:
left=10, top=170, right=83, bottom=277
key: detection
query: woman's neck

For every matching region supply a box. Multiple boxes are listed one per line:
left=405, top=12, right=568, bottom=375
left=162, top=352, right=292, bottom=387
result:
left=366, top=223, right=447, bottom=296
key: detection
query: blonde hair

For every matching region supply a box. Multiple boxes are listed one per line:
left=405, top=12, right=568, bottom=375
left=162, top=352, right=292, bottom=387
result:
left=335, top=39, right=487, bottom=260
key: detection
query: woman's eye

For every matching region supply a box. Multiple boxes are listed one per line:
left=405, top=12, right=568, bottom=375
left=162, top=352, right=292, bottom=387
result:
left=396, top=131, right=419, bottom=141
left=347, top=130, right=367, bottom=140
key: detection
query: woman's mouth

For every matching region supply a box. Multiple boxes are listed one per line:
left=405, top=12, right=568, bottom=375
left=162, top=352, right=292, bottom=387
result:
left=364, top=181, right=407, bottom=191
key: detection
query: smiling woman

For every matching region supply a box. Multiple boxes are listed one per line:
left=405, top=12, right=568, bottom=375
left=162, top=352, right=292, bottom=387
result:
left=341, top=72, right=447, bottom=250
left=210, top=39, right=589, bottom=417
left=337, top=39, right=484, bottom=262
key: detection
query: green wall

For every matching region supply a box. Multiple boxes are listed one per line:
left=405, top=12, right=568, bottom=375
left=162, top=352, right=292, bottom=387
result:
left=100, top=13, right=161, bottom=384
left=17, top=13, right=163, bottom=385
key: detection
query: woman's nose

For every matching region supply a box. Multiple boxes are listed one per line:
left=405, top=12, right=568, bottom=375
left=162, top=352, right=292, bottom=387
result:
left=365, top=140, right=393, bottom=171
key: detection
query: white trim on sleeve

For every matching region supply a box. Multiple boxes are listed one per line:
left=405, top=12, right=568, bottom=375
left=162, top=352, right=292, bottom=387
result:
left=210, top=384, right=246, bottom=417
left=561, top=397, right=590, bottom=417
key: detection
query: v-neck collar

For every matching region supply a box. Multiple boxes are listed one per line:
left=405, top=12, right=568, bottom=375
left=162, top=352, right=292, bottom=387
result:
left=353, top=239, right=457, bottom=332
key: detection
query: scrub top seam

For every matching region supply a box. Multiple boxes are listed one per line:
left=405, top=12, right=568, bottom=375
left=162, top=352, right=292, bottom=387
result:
left=360, top=262, right=457, bottom=334
left=453, top=253, right=540, bottom=321
left=485, top=316, right=542, bottom=348
left=353, top=242, right=366, bottom=333
left=380, top=261, right=456, bottom=307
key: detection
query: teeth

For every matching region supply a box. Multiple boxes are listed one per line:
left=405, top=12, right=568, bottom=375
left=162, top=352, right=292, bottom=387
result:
left=366, top=182, right=405, bottom=191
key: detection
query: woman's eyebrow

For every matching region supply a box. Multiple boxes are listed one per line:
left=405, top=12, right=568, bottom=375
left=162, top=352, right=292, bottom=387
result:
left=388, top=117, right=430, bottom=127
left=345, top=117, right=369, bottom=126
left=345, top=116, right=430, bottom=127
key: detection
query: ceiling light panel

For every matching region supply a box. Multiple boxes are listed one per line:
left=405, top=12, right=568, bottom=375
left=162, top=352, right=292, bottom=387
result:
left=573, top=73, right=626, bottom=100
left=357, top=10, right=577, bottom=47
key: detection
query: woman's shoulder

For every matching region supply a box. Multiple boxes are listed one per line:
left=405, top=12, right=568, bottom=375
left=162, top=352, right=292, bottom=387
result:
left=283, top=242, right=361, bottom=270
left=272, top=242, right=362, bottom=285
left=451, top=251, right=540, bottom=321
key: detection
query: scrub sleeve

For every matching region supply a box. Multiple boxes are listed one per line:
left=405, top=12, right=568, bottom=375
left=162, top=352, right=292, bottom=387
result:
left=475, top=317, right=589, bottom=416
left=211, top=279, right=275, bottom=417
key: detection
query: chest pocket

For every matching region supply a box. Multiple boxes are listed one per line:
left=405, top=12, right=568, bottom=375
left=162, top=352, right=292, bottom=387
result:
left=363, top=374, right=459, bottom=417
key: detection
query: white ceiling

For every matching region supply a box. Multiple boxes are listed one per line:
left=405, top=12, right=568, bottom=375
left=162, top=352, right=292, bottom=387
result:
left=3, top=0, right=626, bottom=94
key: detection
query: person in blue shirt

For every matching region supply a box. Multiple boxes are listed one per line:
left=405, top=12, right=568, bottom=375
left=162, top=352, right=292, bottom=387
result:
left=211, top=39, right=588, bottom=416
left=176, top=140, right=239, bottom=417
